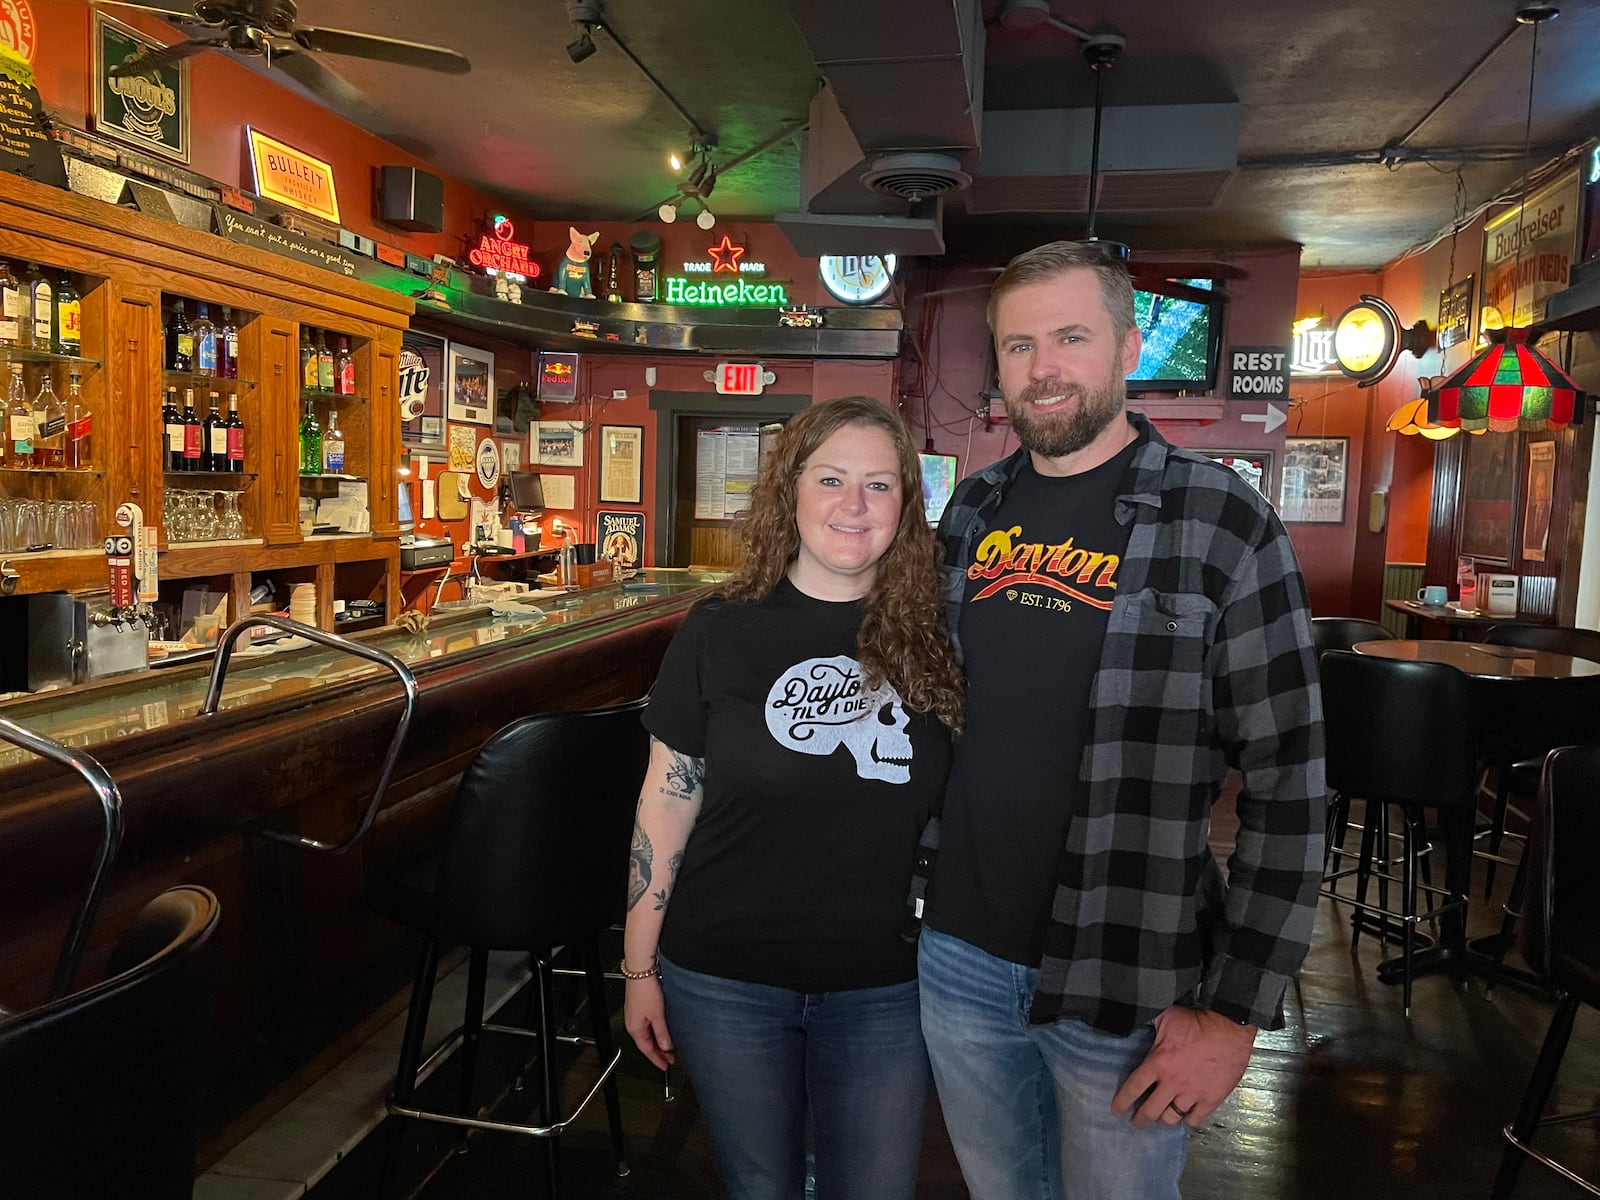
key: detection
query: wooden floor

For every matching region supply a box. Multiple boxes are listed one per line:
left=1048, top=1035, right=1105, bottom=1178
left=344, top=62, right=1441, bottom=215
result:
left=312, top=790, right=1600, bottom=1200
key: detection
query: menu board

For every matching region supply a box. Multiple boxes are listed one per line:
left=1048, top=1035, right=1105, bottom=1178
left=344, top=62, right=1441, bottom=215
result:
left=0, top=47, right=67, bottom=188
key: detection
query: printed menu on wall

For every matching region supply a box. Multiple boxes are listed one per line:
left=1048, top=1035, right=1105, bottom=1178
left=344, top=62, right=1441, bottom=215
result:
left=0, top=47, right=67, bottom=188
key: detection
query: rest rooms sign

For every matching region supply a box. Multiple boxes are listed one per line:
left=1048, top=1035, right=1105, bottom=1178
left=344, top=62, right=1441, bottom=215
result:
left=93, top=11, right=189, bottom=163
left=1227, top=345, right=1291, bottom=397
left=247, top=126, right=341, bottom=224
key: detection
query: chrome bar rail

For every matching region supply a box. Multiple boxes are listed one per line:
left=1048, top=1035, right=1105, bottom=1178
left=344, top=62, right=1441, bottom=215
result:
left=0, top=718, right=124, bottom=999
left=198, top=614, right=418, bottom=854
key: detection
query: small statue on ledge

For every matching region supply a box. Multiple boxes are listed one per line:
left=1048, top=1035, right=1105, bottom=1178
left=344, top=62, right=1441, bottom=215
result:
left=550, top=227, right=600, bottom=298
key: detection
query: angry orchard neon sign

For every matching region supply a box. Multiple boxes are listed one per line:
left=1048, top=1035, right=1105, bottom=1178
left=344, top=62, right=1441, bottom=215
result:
left=468, top=216, right=540, bottom=280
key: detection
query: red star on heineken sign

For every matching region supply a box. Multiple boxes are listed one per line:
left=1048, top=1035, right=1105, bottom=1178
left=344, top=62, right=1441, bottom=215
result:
left=707, top=235, right=746, bottom=275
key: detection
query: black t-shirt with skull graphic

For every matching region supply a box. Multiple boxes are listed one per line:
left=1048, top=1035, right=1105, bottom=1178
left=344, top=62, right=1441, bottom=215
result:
left=645, top=578, right=951, bottom=992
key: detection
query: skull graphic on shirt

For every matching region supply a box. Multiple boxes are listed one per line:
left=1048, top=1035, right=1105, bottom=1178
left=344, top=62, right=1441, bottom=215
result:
left=764, top=654, right=913, bottom=784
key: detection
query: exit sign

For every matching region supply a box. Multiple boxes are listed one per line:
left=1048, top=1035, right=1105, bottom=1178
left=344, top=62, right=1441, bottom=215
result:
left=715, top=362, right=766, bottom=395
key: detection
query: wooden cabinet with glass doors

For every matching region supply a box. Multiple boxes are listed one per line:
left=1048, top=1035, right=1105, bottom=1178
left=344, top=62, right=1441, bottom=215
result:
left=0, top=169, right=411, bottom=636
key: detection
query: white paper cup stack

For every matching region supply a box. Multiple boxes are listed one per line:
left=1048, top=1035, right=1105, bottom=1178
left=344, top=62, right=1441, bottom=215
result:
left=289, top=583, right=318, bottom=626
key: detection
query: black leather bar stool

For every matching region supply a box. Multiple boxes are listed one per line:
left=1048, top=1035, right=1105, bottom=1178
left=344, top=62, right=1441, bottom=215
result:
left=0, top=885, right=221, bottom=1200
left=369, top=697, right=650, bottom=1199
left=1318, top=650, right=1479, bottom=1015
left=1311, top=615, right=1394, bottom=659
left=1492, top=744, right=1600, bottom=1198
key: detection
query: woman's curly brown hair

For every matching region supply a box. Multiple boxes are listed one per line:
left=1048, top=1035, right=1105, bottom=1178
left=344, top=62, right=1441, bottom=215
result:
left=720, top=396, right=964, bottom=732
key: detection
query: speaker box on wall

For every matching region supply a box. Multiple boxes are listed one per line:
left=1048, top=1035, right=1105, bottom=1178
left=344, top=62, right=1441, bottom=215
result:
left=377, top=165, right=444, bottom=233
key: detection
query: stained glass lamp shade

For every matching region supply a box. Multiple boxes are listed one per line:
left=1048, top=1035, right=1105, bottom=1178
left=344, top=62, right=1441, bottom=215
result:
left=1427, top=327, right=1585, bottom=433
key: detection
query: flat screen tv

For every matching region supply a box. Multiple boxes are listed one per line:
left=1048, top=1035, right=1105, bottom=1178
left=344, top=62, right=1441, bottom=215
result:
left=1126, top=279, right=1223, bottom=394
left=918, top=452, right=959, bottom=526
left=508, top=471, right=546, bottom=515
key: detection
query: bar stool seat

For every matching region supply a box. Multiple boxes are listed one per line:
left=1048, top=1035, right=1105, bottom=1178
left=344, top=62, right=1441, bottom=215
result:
left=368, top=696, right=651, bottom=1199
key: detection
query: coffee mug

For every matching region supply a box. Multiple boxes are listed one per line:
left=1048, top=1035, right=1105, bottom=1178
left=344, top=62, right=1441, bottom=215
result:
left=1417, top=585, right=1449, bottom=606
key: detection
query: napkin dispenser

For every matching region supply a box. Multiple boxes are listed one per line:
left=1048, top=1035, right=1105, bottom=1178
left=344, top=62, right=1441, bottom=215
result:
left=1483, top=574, right=1519, bottom=617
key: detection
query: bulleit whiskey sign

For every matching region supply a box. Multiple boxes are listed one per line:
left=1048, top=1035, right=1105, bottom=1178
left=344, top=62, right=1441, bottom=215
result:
left=93, top=11, right=190, bottom=163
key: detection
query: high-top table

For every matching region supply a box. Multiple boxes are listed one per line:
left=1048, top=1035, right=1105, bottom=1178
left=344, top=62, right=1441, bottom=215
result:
left=1351, top=638, right=1598, bottom=992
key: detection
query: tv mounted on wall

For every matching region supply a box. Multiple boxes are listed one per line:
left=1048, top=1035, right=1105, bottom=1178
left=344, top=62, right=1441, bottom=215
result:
left=1125, top=279, right=1223, bottom=395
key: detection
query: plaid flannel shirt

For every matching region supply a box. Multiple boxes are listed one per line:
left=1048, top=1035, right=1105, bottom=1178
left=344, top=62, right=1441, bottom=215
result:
left=933, top=412, right=1325, bottom=1035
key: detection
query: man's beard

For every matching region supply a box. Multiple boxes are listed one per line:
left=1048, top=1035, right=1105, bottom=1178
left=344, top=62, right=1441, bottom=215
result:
left=1005, top=372, right=1126, bottom=459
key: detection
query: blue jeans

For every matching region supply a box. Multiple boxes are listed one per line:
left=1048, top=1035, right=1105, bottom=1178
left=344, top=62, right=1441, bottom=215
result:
left=918, top=927, right=1189, bottom=1200
left=659, top=954, right=931, bottom=1200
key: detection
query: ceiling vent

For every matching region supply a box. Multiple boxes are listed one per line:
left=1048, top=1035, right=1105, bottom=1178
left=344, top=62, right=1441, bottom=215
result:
left=860, top=152, right=971, bottom=202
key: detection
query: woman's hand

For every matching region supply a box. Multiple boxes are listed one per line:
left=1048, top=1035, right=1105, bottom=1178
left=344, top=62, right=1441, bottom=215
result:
left=624, top=975, right=676, bottom=1071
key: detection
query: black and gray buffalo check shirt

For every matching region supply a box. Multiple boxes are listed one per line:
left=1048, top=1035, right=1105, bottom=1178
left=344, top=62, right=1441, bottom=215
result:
left=933, top=413, right=1326, bottom=1035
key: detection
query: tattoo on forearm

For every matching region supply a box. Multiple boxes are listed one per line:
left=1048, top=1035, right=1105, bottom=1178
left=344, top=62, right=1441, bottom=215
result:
left=654, top=850, right=683, bottom=911
left=663, top=751, right=705, bottom=799
left=627, top=821, right=652, bottom=912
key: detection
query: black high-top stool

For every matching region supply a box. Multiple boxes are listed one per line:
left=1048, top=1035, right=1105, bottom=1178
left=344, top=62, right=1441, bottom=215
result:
left=370, top=697, right=650, bottom=1199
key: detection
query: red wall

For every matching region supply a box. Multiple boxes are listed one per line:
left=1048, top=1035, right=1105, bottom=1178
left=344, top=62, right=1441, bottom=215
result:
left=30, top=1, right=526, bottom=261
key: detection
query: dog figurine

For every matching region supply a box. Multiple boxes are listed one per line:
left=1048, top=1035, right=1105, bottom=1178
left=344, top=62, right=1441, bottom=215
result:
left=550, top=227, right=601, bottom=298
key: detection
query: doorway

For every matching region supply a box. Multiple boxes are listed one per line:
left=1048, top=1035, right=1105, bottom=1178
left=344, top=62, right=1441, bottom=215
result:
left=649, top=391, right=810, bottom=567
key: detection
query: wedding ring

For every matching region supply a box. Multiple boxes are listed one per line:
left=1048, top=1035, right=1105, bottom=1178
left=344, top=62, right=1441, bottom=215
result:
left=1168, top=1101, right=1193, bottom=1118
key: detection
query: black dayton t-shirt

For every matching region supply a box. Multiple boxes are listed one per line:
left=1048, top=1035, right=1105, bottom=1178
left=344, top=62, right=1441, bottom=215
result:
left=645, top=578, right=952, bottom=992
left=927, top=443, right=1136, bottom=966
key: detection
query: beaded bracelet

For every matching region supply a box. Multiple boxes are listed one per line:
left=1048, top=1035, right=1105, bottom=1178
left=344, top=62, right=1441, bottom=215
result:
left=618, top=957, right=659, bottom=980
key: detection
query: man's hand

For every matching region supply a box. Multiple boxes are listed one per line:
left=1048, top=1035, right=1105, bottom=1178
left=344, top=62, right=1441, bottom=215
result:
left=624, top=976, right=677, bottom=1072
left=1110, top=1005, right=1256, bottom=1129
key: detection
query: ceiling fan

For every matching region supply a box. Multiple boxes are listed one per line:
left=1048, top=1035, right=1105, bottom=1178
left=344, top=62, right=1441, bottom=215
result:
left=96, top=1, right=469, bottom=108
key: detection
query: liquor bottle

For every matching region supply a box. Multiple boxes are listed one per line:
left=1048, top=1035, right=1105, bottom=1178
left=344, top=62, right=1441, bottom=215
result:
left=22, top=263, right=51, bottom=352
left=0, top=260, right=22, bottom=347
left=315, top=329, right=334, bottom=392
left=224, top=392, right=245, bottom=473
left=167, top=298, right=192, bottom=372
left=66, top=370, right=90, bottom=469
left=335, top=336, right=354, bottom=395
left=298, top=397, right=321, bottom=474
left=31, top=370, right=64, bottom=468
left=219, top=306, right=239, bottom=380
left=192, top=301, right=218, bottom=377
left=321, top=407, right=345, bottom=474
left=203, top=390, right=225, bottom=471
left=300, top=327, right=318, bottom=390
left=181, top=386, right=202, bottom=472
left=162, top=385, right=184, bottom=472
left=54, top=274, right=81, bottom=356
left=3, top=364, right=31, bottom=468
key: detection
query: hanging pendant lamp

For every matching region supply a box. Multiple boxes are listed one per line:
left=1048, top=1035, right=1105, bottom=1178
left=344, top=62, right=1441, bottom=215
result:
left=1425, top=4, right=1588, bottom=434
left=1426, top=327, right=1584, bottom=432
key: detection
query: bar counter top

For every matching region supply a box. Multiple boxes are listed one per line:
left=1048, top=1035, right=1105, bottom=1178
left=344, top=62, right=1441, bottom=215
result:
left=0, top=569, right=723, bottom=770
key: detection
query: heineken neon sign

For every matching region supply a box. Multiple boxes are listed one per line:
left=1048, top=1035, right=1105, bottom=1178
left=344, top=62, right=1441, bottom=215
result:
left=662, top=277, right=789, bottom=306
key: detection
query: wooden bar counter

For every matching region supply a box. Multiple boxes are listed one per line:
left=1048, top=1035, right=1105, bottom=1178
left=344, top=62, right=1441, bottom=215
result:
left=0, top=569, right=719, bottom=1131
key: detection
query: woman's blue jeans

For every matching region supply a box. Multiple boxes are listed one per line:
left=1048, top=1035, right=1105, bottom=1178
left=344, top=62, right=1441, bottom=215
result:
left=659, top=954, right=931, bottom=1200
left=919, top=927, right=1189, bottom=1200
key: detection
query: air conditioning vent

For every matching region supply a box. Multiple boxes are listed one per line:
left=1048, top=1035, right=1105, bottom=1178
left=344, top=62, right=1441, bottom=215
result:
left=860, top=153, right=971, bottom=202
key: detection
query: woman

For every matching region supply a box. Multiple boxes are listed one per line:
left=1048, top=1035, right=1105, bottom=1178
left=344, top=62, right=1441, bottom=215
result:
left=623, top=396, right=963, bottom=1200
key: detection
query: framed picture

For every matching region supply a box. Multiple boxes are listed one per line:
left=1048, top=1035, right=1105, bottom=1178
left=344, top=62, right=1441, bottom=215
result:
left=501, top=440, right=522, bottom=474
left=1279, top=437, right=1348, bottom=524
left=596, top=510, right=645, bottom=567
left=535, top=420, right=584, bottom=468
left=93, top=12, right=191, bottom=163
left=447, top=342, right=494, bottom=426
left=399, top=329, right=448, bottom=453
left=1196, top=449, right=1273, bottom=499
left=1459, top=430, right=1517, bottom=564
left=1521, top=439, right=1556, bottom=563
left=599, top=425, right=644, bottom=504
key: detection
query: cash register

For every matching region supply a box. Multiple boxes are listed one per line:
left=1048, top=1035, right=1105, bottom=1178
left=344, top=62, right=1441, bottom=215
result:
left=398, top=479, right=454, bottom=570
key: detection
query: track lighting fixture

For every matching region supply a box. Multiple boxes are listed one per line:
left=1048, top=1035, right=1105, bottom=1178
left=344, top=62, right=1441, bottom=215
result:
left=566, top=27, right=596, bottom=63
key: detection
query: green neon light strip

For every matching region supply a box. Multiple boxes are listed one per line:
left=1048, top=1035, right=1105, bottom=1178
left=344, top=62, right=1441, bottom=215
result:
left=662, top=277, right=789, bottom=306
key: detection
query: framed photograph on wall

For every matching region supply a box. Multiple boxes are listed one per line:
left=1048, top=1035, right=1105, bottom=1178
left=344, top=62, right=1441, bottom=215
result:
left=599, top=425, right=643, bottom=504
left=447, top=342, right=494, bottom=426
left=1195, top=449, right=1274, bottom=500
left=535, top=420, right=584, bottom=468
left=1279, top=437, right=1348, bottom=524
left=1459, top=429, right=1517, bottom=564
left=399, top=329, right=448, bottom=454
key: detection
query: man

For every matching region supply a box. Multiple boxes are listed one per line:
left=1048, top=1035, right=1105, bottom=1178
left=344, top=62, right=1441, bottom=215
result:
left=918, top=241, right=1325, bottom=1199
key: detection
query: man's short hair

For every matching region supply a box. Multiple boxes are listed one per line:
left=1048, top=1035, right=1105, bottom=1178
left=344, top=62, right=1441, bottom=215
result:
left=987, top=241, right=1137, bottom=346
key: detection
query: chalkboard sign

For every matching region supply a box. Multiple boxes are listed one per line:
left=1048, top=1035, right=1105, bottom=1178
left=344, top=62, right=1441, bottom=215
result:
left=211, top=204, right=362, bottom=279
left=0, top=46, right=67, bottom=189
